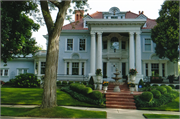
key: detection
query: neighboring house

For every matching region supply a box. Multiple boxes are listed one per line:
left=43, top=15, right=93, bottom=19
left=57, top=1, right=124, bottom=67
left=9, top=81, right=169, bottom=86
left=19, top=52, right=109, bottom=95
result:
left=1, top=7, right=178, bottom=83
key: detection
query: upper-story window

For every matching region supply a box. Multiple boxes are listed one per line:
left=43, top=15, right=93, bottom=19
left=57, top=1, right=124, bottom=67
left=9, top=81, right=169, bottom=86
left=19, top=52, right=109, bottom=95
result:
left=103, top=41, right=107, bottom=49
left=111, top=37, right=119, bottom=49
left=67, top=39, right=73, bottom=51
left=144, top=38, right=151, bottom=51
left=122, top=41, right=126, bottom=49
left=111, top=16, right=118, bottom=19
left=79, top=39, right=86, bottom=51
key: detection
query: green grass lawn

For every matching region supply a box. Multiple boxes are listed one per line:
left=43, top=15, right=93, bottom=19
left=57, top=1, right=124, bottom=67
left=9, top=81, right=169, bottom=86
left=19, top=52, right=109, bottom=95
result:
left=143, top=114, right=180, bottom=118
left=1, top=106, right=106, bottom=118
left=1, top=87, right=97, bottom=107
left=139, top=96, right=180, bottom=111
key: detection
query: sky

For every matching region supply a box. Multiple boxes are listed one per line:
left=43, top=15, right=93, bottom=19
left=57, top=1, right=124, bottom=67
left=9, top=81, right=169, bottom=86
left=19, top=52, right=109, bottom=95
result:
left=32, top=0, right=165, bottom=50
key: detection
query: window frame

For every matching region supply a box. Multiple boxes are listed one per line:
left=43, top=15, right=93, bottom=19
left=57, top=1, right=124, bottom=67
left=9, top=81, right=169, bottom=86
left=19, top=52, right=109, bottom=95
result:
left=65, top=38, right=74, bottom=52
left=41, top=62, right=46, bottom=74
left=78, top=38, right=86, bottom=52
left=17, top=68, right=28, bottom=75
left=0, top=69, right=9, bottom=77
left=72, top=62, right=79, bottom=75
left=143, top=38, right=152, bottom=52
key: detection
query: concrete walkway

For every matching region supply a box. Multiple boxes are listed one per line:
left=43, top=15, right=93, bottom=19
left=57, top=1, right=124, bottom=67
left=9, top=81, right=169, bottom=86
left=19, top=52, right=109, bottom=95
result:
left=1, top=105, right=180, bottom=119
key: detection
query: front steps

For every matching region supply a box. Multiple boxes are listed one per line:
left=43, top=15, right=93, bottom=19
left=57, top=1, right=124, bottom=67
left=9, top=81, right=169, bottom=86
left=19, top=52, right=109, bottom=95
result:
left=105, top=82, right=140, bottom=109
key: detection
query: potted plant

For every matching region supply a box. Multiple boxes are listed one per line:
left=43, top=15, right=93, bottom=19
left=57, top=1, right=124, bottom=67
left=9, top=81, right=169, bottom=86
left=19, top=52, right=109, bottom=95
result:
left=102, top=81, right=109, bottom=93
left=128, top=82, right=135, bottom=93
left=129, top=69, right=137, bottom=81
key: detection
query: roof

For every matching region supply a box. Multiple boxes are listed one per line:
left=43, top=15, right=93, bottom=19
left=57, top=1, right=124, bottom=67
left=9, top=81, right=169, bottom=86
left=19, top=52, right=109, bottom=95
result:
left=62, top=11, right=157, bottom=30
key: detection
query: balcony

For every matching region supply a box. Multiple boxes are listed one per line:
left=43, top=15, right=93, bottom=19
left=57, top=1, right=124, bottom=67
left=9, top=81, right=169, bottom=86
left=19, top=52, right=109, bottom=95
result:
left=102, top=49, right=128, bottom=59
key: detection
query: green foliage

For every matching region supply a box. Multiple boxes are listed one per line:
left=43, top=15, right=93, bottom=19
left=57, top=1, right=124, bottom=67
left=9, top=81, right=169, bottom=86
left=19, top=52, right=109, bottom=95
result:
left=61, top=87, right=105, bottom=106
left=140, top=92, right=153, bottom=102
left=96, top=69, right=102, bottom=75
left=151, top=1, right=179, bottom=62
left=152, top=84, right=159, bottom=87
left=138, top=79, right=144, bottom=88
left=69, top=81, right=73, bottom=85
left=164, top=86, right=172, bottom=92
left=62, top=81, right=67, bottom=85
left=1, top=1, right=40, bottom=63
left=160, top=84, right=166, bottom=86
left=9, top=73, right=40, bottom=88
left=90, top=91, right=103, bottom=100
left=168, top=84, right=175, bottom=89
left=88, top=76, right=94, bottom=89
left=151, top=90, right=161, bottom=99
left=82, top=87, right=93, bottom=95
left=69, top=83, right=86, bottom=93
left=86, top=84, right=93, bottom=89
left=156, top=86, right=167, bottom=94
left=175, top=85, right=179, bottom=89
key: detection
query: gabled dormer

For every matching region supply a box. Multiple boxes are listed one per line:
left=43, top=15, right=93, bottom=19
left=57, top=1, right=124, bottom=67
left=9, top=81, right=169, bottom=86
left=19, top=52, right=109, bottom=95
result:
left=83, top=13, right=92, bottom=28
left=136, top=11, right=147, bottom=28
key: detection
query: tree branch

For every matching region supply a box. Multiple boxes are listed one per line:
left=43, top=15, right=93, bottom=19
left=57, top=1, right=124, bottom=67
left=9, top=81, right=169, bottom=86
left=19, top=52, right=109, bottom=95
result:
left=50, top=1, right=61, bottom=8
left=40, top=1, right=54, bottom=34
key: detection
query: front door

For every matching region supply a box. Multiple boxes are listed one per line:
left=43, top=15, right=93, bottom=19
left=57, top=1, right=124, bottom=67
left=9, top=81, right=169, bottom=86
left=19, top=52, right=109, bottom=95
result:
left=110, top=62, right=119, bottom=77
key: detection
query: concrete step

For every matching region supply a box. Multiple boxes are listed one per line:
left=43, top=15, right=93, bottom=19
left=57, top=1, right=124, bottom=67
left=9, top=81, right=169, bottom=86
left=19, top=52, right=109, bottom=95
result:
left=106, top=95, right=134, bottom=98
left=106, top=101, right=136, bottom=106
left=106, top=97, right=135, bottom=102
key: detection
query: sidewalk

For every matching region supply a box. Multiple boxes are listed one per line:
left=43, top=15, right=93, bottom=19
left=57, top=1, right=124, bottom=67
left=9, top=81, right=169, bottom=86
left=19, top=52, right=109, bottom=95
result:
left=1, top=105, right=180, bottom=119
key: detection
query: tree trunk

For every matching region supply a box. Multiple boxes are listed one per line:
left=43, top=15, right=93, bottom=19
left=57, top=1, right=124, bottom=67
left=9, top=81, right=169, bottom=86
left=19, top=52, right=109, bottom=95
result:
left=40, top=1, right=70, bottom=108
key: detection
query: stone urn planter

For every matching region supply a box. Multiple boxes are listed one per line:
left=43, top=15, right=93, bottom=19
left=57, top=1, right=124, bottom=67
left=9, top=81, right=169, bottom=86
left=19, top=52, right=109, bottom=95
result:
left=130, top=75, right=136, bottom=81
left=103, top=86, right=108, bottom=93
left=130, top=87, right=135, bottom=94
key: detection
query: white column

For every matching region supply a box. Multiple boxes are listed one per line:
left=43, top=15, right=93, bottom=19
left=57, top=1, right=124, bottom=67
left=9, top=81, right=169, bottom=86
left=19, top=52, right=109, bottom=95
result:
left=90, top=32, right=96, bottom=75
left=148, top=63, right=151, bottom=76
left=69, top=62, right=72, bottom=75
left=136, top=32, right=142, bottom=74
left=38, top=61, right=41, bottom=76
left=159, top=63, right=162, bottom=76
left=79, top=62, right=82, bottom=75
left=97, top=32, right=103, bottom=70
left=129, top=32, right=135, bottom=69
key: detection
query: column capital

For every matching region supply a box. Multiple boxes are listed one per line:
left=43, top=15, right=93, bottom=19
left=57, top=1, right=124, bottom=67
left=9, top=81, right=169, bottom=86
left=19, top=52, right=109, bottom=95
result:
left=97, top=31, right=103, bottom=35
left=90, top=31, right=96, bottom=35
left=136, top=31, right=141, bottom=35
left=129, top=32, right=134, bottom=35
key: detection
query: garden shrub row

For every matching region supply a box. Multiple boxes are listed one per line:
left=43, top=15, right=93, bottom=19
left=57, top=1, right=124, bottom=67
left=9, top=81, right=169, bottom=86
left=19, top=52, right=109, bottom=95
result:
left=56, top=81, right=87, bottom=86
left=134, top=86, right=179, bottom=108
left=61, top=86, right=105, bottom=105
left=9, top=73, right=40, bottom=88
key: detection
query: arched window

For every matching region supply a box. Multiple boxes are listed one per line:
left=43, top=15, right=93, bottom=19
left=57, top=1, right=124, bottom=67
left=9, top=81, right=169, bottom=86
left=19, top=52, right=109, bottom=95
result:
left=111, top=37, right=119, bottom=50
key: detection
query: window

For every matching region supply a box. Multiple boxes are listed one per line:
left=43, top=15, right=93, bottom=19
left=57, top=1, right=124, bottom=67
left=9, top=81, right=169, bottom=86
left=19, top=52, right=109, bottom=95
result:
left=145, top=38, right=151, bottom=51
left=111, top=16, right=118, bottom=19
left=67, top=39, right=73, bottom=51
left=17, top=69, right=28, bottom=75
left=103, top=62, right=107, bottom=77
left=67, top=62, right=69, bottom=75
left=1, top=69, right=9, bottom=76
left=122, top=41, right=126, bottom=49
left=82, top=62, right=84, bottom=75
left=41, top=62, right=46, bottom=74
left=79, top=39, right=85, bottom=51
left=72, top=62, right=79, bottom=75
left=122, top=63, right=126, bottom=76
left=162, top=63, right=165, bottom=77
left=151, top=63, right=159, bottom=76
left=146, top=63, right=148, bottom=76
left=106, top=16, right=108, bottom=19
left=111, top=37, right=119, bottom=49
left=103, top=41, right=107, bottom=49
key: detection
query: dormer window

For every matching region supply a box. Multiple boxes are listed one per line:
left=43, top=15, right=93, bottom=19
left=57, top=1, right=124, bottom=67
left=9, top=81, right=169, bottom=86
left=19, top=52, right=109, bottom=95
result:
left=84, top=20, right=88, bottom=28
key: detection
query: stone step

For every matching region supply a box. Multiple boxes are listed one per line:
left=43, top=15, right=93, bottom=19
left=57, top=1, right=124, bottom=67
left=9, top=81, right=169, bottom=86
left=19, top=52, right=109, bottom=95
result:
left=106, top=104, right=136, bottom=109
left=106, top=101, right=136, bottom=105
left=106, top=95, right=134, bottom=98
left=106, top=97, right=135, bottom=102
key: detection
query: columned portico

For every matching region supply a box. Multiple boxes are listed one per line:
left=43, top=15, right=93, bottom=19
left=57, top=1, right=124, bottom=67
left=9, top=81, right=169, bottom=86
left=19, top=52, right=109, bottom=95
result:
left=90, top=32, right=96, bottom=75
left=129, top=32, right=135, bottom=69
left=97, top=32, right=103, bottom=69
left=136, top=32, right=142, bottom=74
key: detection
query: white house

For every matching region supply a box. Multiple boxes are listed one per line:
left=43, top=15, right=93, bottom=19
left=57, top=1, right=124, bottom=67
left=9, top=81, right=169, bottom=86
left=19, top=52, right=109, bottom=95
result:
left=1, top=7, right=178, bottom=83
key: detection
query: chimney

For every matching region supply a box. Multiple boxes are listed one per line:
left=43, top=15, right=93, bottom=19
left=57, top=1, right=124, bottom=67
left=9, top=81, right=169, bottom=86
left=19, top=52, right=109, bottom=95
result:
left=75, top=10, right=84, bottom=21
left=139, top=11, right=141, bottom=15
left=141, top=11, right=144, bottom=14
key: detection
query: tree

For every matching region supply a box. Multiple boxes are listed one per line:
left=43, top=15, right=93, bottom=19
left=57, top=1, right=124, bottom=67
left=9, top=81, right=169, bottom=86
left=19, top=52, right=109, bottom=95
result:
left=39, top=0, right=89, bottom=108
left=1, top=1, right=40, bottom=63
left=151, top=1, right=179, bottom=62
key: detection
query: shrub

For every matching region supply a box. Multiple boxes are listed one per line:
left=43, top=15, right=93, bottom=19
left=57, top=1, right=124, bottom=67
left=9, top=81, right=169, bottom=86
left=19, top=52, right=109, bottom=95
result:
left=138, top=79, right=144, bottom=88
left=62, top=81, right=67, bottom=85
left=175, top=85, right=180, bottom=89
left=156, top=86, right=167, bottom=94
left=69, top=81, right=73, bottom=85
left=86, top=84, right=93, bottom=89
left=151, top=90, right=161, bottom=99
left=88, top=76, right=94, bottom=89
left=90, top=91, right=102, bottom=100
left=140, top=92, right=153, bottom=102
left=9, top=73, right=40, bottom=88
left=83, top=87, right=93, bottom=95
left=144, top=82, right=150, bottom=87
left=82, top=81, right=87, bottom=85
left=164, top=86, right=172, bottom=92
left=152, top=84, right=159, bottom=87
left=168, top=84, right=175, bottom=89
left=57, top=81, right=61, bottom=86
left=70, top=83, right=85, bottom=93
